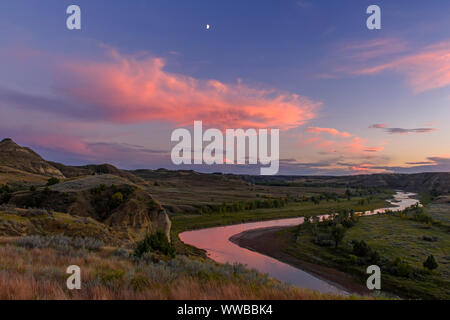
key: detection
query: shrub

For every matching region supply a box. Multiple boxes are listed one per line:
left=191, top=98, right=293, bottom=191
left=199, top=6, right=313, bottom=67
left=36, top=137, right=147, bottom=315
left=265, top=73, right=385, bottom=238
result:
left=368, top=250, right=380, bottom=264
left=423, top=255, right=438, bottom=270
left=413, top=213, right=433, bottom=224
left=351, top=240, right=371, bottom=257
left=0, top=184, right=11, bottom=193
left=313, top=234, right=334, bottom=247
left=422, top=235, right=438, bottom=242
left=348, top=254, right=358, bottom=264
left=90, top=184, right=108, bottom=195
left=350, top=240, right=380, bottom=263
left=112, top=248, right=130, bottom=258
left=16, top=235, right=103, bottom=251
left=390, top=258, right=415, bottom=278
left=110, top=192, right=124, bottom=210
left=46, top=177, right=60, bottom=186
left=134, top=231, right=175, bottom=258
left=97, top=268, right=125, bottom=286
left=130, top=275, right=150, bottom=291
left=0, top=184, right=12, bottom=205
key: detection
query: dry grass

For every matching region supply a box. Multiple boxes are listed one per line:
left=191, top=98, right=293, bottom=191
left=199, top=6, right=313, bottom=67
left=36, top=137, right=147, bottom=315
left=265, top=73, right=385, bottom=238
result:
left=49, top=174, right=135, bottom=192
left=0, top=242, right=356, bottom=300
left=0, top=166, right=48, bottom=184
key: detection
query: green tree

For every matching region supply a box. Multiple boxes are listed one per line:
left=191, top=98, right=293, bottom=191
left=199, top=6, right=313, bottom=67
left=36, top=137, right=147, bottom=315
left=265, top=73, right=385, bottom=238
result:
left=134, top=231, right=175, bottom=258
left=423, top=255, right=438, bottom=270
left=351, top=240, right=370, bottom=256
left=345, top=188, right=352, bottom=200
left=331, top=224, right=346, bottom=249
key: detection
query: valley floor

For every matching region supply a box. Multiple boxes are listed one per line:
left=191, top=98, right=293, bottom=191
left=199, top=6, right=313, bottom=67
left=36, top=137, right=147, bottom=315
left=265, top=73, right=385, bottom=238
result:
left=171, top=195, right=391, bottom=255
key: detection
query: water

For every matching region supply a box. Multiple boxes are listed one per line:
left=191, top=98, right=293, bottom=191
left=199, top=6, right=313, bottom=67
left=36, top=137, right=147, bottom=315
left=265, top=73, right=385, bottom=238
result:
left=179, top=192, right=419, bottom=294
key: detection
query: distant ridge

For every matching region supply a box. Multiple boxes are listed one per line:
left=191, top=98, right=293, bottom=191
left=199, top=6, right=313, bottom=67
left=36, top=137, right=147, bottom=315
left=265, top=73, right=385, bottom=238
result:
left=48, top=161, right=145, bottom=184
left=1, top=137, right=448, bottom=195
left=242, top=172, right=450, bottom=195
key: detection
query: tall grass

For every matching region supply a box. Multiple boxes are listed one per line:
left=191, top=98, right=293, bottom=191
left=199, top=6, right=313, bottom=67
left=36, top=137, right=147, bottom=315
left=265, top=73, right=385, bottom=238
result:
left=0, top=243, right=353, bottom=300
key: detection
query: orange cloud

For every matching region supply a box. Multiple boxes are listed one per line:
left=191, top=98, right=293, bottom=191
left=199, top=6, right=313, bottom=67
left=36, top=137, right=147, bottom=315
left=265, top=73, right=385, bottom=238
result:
left=58, top=48, right=319, bottom=129
left=306, top=126, right=352, bottom=138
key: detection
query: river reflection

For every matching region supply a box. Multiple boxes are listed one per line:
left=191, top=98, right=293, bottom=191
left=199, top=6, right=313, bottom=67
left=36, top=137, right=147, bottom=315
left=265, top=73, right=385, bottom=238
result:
left=179, top=192, right=419, bottom=294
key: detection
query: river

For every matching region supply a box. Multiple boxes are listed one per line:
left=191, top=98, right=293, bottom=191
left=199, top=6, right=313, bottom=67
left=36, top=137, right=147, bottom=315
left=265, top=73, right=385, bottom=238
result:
left=179, top=191, right=419, bottom=294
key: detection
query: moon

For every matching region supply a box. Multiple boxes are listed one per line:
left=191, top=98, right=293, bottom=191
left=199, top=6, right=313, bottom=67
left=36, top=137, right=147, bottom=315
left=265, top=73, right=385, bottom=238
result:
left=206, top=24, right=210, bottom=30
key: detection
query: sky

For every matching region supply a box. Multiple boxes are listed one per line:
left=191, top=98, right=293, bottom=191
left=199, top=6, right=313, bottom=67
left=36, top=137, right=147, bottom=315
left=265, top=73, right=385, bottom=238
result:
left=0, top=0, right=449, bottom=175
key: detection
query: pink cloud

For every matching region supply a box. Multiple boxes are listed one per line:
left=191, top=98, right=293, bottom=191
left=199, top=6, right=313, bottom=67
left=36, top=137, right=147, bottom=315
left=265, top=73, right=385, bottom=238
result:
left=301, top=132, right=384, bottom=157
left=302, top=126, right=385, bottom=156
left=369, top=124, right=387, bottom=129
left=364, top=147, right=384, bottom=153
left=21, top=134, right=94, bottom=156
left=342, top=38, right=408, bottom=61
left=57, top=48, right=319, bottom=129
left=306, top=126, right=352, bottom=138
left=354, top=41, right=450, bottom=92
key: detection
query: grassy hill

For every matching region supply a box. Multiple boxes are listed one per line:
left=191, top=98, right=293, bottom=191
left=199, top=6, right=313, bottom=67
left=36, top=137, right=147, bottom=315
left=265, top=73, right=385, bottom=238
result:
left=0, top=138, right=64, bottom=179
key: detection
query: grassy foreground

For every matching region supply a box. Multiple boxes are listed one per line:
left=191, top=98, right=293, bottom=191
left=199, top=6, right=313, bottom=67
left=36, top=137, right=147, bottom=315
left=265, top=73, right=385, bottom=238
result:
left=0, top=239, right=355, bottom=300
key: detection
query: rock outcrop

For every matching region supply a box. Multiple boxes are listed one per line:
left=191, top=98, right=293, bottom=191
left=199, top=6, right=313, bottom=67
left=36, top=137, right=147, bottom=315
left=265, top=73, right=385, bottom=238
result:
left=8, top=174, right=171, bottom=242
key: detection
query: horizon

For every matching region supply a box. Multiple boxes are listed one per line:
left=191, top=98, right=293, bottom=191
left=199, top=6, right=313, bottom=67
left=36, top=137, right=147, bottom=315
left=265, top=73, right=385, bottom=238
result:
left=1, top=1, right=449, bottom=175
left=2, top=136, right=449, bottom=177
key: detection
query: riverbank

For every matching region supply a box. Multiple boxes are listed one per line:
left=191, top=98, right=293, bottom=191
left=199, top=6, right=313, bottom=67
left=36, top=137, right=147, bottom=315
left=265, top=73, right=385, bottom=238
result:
left=230, top=198, right=450, bottom=300
left=230, top=226, right=372, bottom=296
left=173, top=194, right=392, bottom=256
left=179, top=191, right=419, bottom=295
